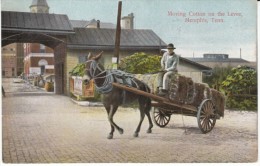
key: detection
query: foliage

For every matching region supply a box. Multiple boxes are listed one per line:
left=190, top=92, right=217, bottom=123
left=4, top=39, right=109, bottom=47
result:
left=203, top=65, right=232, bottom=91
left=119, top=52, right=161, bottom=74
left=69, top=63, right=85, bottom=76
left=221, top=66, right=257, bottom=110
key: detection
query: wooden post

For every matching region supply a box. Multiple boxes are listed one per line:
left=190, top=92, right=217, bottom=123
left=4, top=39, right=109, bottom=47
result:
left=114, top=1, right=122, bottom=66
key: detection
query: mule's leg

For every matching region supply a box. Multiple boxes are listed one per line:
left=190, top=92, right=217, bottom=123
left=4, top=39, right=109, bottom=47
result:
left=145, top=109, right=153, bottom=133
left=134, top=109, right=145, bottom=137
left=105, top=106, right=115, bottom=139
left=108, top=105, right=124, bottom=135
left=137, top=96, right=153, bottom=135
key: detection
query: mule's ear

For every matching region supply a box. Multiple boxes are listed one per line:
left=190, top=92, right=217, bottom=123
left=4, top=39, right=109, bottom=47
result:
left=93, top=51, right=104, bottom=61
left=87, top=52, right=94, bottom=60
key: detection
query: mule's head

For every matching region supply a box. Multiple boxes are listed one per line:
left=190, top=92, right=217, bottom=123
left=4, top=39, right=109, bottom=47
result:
left=82, top=51, right=104, bottom=85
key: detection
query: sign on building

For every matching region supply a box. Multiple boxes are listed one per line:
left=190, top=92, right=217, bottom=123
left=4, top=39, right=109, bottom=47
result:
left=74, top=77, right=83, bottom=95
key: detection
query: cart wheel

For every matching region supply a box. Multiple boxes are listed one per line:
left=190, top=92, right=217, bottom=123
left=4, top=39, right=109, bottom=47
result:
left=197, top=99, right=216, bottom=133
left=152, top=107, right=171, bottom=127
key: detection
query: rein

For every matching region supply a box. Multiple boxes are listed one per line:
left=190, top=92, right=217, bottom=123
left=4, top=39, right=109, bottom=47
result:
left=86, top=60, right=114, bottom=93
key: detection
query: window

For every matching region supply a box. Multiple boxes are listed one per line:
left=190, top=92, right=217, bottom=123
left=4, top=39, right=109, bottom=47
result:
left=78, top=55, right=87, bottom=63
left=40, top=44, right=46, bottom=53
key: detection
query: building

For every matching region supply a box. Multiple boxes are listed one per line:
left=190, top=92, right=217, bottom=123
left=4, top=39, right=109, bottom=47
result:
left=2, top=8, right=212, bottom=95
left=24, top=43, right=54, bottom=76
left=2, top=43, right=24, bottom=77
left=160, top=50, right=211, bottom=83
left=2, top=44, right=17, bottom=77
left=23, top=0, right=55, bottom=77
left=188, top=53, right=256, bottom=69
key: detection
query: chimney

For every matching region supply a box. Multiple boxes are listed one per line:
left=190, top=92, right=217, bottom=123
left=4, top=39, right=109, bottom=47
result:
left=97, top=20, right=100, bottom=29
left=121, top=13, right=134, bottom=29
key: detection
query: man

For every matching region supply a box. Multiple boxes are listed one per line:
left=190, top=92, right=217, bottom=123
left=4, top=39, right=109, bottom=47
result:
left=158, top=43, right=179, bottom=96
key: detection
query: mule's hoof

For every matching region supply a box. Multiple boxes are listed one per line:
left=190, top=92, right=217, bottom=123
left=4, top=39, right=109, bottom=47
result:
left=133, top=132, right=139, bottom=137
left=107, top=134, right=113, bottom=139
left=147, top=129, right=152, bottom=133
left=118, top=128, right=124, bottom=134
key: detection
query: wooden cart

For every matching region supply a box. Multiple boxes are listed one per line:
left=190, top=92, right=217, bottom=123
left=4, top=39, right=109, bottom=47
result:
left=112, top=82, right=220, bottom=133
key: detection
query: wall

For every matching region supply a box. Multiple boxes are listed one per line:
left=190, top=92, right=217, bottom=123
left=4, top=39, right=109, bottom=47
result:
left=54, top=41, right=66, bottom=94
left=66, top=49, right=82, bottom=95
left=30, top=57, right=54, bottom=67
left=1, top=43, right=17, bottom=77
left=65, top=49, right=207, bottom=94
left=65, top=49, right=161, bottom=95
left=179, top=60, right=204, bottom=83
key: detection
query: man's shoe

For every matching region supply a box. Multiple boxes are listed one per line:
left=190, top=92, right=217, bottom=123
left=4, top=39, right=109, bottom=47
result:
left=158, top=89, right=168, bottom=96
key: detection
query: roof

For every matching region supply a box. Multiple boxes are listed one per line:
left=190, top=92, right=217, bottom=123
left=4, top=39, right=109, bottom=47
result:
left=160, top=50, right=211, bottom=70
left=30, top=0, right=49, bottom=7
left=180, top=57, right=212, bottom=70
left=70, top=20, right=89, bottom=28
left=70, top=19, right=116, bottom=29
left=2, top=11, right=74, bottom=34
left=67, top=28, right=166, bottom=50
left=187, top=57, right=250, bottom=63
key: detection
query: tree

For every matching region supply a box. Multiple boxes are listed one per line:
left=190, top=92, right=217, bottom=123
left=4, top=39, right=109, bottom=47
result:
left=221, top=66, right=257, bottom=110
left=203, top=65, right=232, bottom=91
left=119, top=52, right=161, bottom=74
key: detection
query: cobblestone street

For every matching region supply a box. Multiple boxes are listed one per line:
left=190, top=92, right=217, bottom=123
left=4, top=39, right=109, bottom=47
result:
left=2, top=78, right=258, bottom=163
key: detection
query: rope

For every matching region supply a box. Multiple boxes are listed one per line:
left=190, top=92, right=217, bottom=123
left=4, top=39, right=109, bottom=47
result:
left=180, top=107, right=188, bottom=135
left=86, top=60, right=137, bottom=94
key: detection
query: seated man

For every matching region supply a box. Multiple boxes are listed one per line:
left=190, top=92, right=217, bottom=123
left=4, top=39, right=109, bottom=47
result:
left=158, top=43, right=179, bottom=96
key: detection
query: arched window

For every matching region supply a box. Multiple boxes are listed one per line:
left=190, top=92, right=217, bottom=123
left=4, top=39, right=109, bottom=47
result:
left=38, top=59, right=48, bottom=66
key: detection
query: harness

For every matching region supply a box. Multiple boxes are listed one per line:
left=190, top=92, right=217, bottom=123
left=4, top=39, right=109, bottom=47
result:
left=86, top=60, right=139, bottom=94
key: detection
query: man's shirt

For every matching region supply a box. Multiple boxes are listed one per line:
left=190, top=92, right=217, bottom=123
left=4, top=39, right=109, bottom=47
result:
left=161, top=52, right=179, bottom=72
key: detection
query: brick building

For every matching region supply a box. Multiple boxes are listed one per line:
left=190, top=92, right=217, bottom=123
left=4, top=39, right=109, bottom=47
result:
left=24, top=43, right=54, bottom=76
left=23, top=0, right=55, bottom=77
left=2, top=43, right=24, bottom=78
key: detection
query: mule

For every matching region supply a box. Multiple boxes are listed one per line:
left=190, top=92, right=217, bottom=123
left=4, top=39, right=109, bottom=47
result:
left=83, top=51, right=153, bottom=139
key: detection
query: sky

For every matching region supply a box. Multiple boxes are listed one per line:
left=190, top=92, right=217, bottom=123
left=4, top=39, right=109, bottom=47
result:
left=1, top=0, right=257, bottom=61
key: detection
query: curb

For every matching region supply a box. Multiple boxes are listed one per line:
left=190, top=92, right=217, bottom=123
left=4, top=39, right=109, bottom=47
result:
left=70, top=98, right=103, bottom=107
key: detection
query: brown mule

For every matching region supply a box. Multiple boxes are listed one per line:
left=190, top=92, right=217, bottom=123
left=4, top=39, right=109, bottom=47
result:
left=83, top=52, right=153, bottom=139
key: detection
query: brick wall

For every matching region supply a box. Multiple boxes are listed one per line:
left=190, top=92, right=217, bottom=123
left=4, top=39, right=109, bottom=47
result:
left=30, top=57, right=54, bottom=67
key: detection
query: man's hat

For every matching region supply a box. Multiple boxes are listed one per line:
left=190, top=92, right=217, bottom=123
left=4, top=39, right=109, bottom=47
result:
left=167, top=43, right=176, bottom=49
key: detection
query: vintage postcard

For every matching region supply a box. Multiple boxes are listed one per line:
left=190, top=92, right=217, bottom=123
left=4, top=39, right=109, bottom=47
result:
left=1, top=0, right=258, bottom=164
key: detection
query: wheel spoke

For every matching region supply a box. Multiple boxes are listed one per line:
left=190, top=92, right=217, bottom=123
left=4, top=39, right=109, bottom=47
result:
left=200, top=115, right=206, bottom=119
left=153, top=108, right=171, bottom=127
left=154, top=113, right=160, bottom=119
left=208, top=119, right=213, bottom=126
left=160, top=116, right=164, bottom=125
left=201, top=118, right=207, bottom=129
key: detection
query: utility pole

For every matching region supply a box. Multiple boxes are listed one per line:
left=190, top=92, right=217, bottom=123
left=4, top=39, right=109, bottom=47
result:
left=113, top=1, right=122, bottom=68
left=240, top=48, right=242, bottom=59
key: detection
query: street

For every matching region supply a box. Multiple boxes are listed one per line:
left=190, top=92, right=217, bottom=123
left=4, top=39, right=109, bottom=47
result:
left=2, top=78, right=258, bottom=163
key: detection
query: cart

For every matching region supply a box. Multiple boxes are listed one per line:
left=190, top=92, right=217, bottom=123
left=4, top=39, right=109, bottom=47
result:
left=112, top=82, right=221, bottom=133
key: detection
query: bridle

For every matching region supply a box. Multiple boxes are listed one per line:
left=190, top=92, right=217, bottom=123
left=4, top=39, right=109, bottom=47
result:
left=85, top=60, right=106, bottom=81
